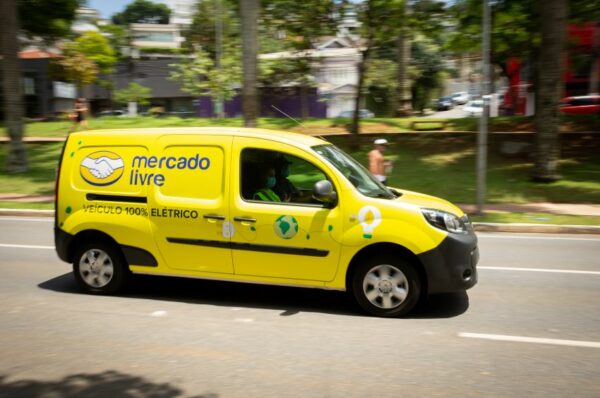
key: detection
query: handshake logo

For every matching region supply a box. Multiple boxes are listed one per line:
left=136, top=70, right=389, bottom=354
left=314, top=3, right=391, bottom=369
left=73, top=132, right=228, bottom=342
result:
left=80, top=151, right=125, bottom=186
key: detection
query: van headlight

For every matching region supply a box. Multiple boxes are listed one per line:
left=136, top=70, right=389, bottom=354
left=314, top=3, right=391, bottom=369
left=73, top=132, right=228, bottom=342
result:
left=421, top=208, right=468, bottom=234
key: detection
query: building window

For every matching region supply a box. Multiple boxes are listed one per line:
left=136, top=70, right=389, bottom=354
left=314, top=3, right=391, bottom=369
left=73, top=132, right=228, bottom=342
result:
left=24, top=77, right=35, bottom=95
left=136, top=31, right=175, bottom=42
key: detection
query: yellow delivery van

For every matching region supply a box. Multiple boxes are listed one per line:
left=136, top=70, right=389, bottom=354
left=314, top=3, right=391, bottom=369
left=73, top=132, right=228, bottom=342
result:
left=54, top=127, right=478, bottom=317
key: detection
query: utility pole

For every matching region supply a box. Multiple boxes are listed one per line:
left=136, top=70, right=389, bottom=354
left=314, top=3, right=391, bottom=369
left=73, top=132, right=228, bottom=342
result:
left=214, top=0, right=224, bottom=118
left=476, top=0, right=491, bottom=215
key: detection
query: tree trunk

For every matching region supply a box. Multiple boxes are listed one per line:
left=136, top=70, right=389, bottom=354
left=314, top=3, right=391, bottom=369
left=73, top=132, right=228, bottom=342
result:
left=1, top=0, right=28, bottom=173
left=299, top=85, right=309, bottom=120
left=532, top=0, right=567, bottom=182
left=240, top=0, right=259, bottom=127
left=395, top=1, right=412, bottom=117
left=350, top=47, right=369, bottom=138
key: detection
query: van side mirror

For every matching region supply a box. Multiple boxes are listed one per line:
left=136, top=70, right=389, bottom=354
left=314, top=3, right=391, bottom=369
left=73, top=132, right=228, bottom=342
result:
left=313, top=180, right=337, bottom=206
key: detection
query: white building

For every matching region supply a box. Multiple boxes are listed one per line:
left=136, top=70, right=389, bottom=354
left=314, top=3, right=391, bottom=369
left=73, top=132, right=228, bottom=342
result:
left=72, top=7, right=101, bottom=34
left=130, top=23, right=185, bottom=49
left=166, top=0, right=196, bottom=26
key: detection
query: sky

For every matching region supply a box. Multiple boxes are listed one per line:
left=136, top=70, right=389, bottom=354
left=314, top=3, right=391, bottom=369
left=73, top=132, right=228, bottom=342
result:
left=87, top=0, right=374, bottom=19
left=88, top=0, right=163, bottom=19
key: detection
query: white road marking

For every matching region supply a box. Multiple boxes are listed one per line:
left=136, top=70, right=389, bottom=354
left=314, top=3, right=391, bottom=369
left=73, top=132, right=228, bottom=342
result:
left=234, top=318, right=254, bottom=323
left=459, top=332, right=600, bottom=348
left=479, top=266, right=600, bottom=275
left=150, top=311, right=167, bottom=317
left=478, top=234, right=600, bottom=242
left=0, top=243, right=54, bottom=250
left=0, top=217, right=53, bottom=222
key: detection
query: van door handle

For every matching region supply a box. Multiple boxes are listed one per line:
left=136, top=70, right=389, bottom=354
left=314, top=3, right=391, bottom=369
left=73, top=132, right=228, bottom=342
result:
left=203, top=214, right=226, bottom=221
left=233, top=216, right=256, bottom=223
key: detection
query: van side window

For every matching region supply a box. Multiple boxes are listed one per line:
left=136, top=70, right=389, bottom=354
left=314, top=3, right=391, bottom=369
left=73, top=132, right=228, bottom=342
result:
left=241, top=148, right=329, bottom=205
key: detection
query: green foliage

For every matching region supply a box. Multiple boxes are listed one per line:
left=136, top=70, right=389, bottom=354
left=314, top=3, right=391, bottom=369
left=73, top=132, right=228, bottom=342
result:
left=74, top=32, right=117, bottom=73
left=262, top=0, right=338, bottom=50
left=99, top=24, right=131, bottom=60
left=53, top=46, right=98, bottom=88
left=112, top=0, right=171, bottom=25
left=17, top=0, right=79, bottom=42
left=183, top=0, right=240, bottom=57
left=114, top=82, right=152, bottom=105
left=410, top=34, right=446, bottom=113
left=259, top=0, right=339, bottom=104
left=447, top=0, right=539, bottom=71
left=169, top=49, right=241, bottom=102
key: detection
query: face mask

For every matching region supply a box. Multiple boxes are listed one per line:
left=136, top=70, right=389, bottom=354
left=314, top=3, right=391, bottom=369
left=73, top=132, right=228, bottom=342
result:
left=267, top=176, right=277, bottom=188
left=281, top=166, right=290, bottom=177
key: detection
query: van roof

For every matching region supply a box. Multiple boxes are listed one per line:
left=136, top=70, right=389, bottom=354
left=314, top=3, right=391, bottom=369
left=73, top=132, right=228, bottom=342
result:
left=74, top=127, right=329, bottom=148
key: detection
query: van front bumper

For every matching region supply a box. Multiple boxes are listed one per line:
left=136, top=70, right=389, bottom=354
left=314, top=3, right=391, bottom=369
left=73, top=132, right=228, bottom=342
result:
left=417, top=232, right=479, bottom=294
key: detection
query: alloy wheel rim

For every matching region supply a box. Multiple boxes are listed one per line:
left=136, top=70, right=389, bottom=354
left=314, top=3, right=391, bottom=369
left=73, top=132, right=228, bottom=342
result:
left=362, top=264, right=409, bottom=309
left=79, top=249, right=114, bottom=288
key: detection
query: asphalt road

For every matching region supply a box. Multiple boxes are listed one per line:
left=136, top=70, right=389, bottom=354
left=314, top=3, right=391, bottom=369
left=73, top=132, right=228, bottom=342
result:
left=1, top=217, right=599, bottom=398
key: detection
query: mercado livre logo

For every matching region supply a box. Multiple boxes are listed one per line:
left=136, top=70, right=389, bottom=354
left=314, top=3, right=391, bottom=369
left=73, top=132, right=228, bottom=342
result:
left=80, top=151, right=125, bottom=186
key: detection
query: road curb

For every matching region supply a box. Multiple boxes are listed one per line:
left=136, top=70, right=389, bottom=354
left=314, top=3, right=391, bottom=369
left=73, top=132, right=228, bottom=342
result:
left=0, top=209, right=598, bottom=234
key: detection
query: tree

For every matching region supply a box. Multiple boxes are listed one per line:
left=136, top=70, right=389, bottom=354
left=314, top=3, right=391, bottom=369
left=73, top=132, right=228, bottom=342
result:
left=169, top=49, right=241, bottom=115
left=1, top=0, right=27, bottom=173
left=532, top=0, right=568, bottom=182
left=53, top=46, right=99, bottom=89
left=114, top=82, right=152, bottom=116
left=183, top=0, right=239, bottom=57
left=240, top=0, right=260, bottom=126
left=74, top=32, right=118, bottom=73
left=261, top=0, right=338, bottom=119
left=351, top=0, right=404, bottom=136
left=18, top=0, right=79, bottom=43
left=112, top=0, right=171, bottom=25
left=410, top=34, right=446, bottom=114
left=1, top=0, right=78, bottom=173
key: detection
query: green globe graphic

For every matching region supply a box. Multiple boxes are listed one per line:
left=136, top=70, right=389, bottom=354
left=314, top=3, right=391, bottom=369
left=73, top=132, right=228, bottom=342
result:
left=274, top=215, right=299, bottom=239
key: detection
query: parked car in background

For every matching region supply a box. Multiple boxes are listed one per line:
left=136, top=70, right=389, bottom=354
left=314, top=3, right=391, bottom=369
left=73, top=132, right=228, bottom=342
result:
left=464, top=100, right=484, bottom=117
left=338, top=109, right=375, bottom=118
left=97, top=110, right=127, bottom=118
left=435, top=96, right=454, bottom=111
left=559, top=95, right=600, bottom=115
left=451, top=91, right=470, bottom=105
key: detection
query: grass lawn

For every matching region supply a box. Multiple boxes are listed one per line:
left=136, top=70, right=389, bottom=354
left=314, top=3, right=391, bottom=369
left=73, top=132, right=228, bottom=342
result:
left=0, top=201, right=54, bottom=210
left=470, top=212, right=600, bottom=225
left=1, top=132, right=599, bottom=208
left=5, top=113, right=598, bottom=138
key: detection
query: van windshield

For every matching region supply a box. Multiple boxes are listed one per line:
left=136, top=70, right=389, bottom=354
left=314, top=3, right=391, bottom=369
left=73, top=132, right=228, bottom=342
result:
left=312, top=144, right=395, bottom=199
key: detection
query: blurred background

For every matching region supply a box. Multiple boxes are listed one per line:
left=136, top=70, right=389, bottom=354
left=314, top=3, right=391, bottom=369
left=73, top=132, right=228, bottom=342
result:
left=0, top=0, right=599, bottom=224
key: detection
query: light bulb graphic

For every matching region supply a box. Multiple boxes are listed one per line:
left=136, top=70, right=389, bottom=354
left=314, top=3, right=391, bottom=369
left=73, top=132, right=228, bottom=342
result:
left=358, top=206, right=382, bottom=239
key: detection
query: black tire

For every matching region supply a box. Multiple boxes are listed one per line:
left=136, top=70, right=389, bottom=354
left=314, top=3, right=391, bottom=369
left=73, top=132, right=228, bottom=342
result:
left=351, top=255, right=421, bottom=317
left=73, top=241, right=128, bottom=294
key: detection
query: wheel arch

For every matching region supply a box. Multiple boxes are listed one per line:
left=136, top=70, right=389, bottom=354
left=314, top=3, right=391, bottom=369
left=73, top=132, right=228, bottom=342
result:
left=345, top=242, right=428, bottom=297
left=66, top=229, right=125, bottom=264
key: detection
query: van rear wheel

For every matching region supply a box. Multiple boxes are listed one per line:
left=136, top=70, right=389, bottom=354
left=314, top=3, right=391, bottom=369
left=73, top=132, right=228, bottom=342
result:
left=352, top=255, right=421, bottom=317
left=73, top=241, right=128, bottom=294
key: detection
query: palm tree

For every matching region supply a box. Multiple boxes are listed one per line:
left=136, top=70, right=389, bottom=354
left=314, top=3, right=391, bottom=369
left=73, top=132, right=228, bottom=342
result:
left=532, top=0, right=567, bottom=182
left=240, top=0, right=260, bottom=127
left=1, top=0, right=27, bottom=172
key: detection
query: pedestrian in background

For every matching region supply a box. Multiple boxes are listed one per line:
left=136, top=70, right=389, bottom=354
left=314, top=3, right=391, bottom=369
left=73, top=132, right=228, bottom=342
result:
left=368, top=138, right=393, bottom=184
left=70, top=98, right=88, bottom=133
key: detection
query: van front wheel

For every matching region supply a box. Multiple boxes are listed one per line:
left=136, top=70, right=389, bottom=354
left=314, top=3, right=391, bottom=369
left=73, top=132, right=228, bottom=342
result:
left=73, top=242, right=127, bottom=294
left=352, top=256, right=421, bottom=317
